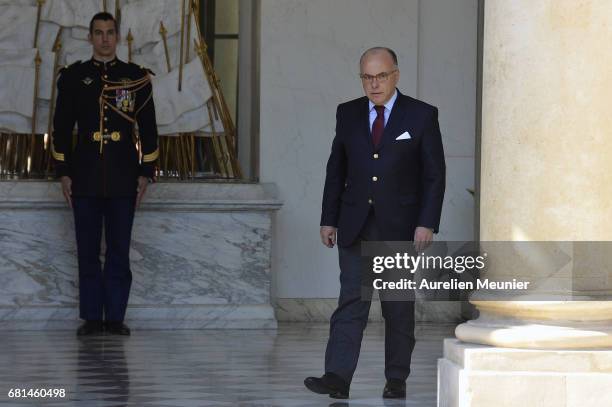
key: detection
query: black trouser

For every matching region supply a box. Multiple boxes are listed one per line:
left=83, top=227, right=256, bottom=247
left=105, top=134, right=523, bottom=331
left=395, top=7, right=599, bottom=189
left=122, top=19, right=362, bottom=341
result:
left=324, top=211, right=416, bottom=384
left=73, top=196, right=136, bottom=322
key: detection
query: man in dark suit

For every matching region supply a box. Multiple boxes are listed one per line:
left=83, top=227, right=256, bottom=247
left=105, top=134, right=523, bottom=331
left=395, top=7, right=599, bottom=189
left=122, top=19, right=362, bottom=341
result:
left=304, top=47, right=445, bottom=399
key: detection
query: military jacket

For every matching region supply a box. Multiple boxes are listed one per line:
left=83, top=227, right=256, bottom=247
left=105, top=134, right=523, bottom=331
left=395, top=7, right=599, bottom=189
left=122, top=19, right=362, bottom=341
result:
left=52, top=57, right=159, bottom=197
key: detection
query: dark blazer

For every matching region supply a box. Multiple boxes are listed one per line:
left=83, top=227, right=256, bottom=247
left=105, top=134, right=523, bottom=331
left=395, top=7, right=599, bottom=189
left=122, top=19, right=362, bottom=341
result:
left=321, top=90, right=445, bottom=247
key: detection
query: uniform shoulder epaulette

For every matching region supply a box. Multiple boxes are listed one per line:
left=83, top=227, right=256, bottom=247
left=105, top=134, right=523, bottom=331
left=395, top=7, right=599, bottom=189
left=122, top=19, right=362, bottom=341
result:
left=130, top=62, right=155, bottom=76
left=58, top=60, right=81, bottom=75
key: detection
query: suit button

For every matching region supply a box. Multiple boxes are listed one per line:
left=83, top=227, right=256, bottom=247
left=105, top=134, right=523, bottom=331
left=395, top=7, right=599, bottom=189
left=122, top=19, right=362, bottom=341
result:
left=104, top=84, right=108, bottom=88
left=104, top=117, right=108, bottom=121
left=104, top=105, right=108, bottom=110
left=372, top=176, right=378, bottom=182
left=373, top=153, right=379, bottom=159
left=104, top=140, right=108, bottom=145
left=104, top=129, right=108, bottom=133
left=104, top=75, right=108, bottom=79
left=368, top=198, right=373, bottom=204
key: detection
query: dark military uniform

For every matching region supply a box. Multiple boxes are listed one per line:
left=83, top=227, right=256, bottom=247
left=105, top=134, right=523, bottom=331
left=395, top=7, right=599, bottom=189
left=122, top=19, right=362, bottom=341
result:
left=52, top=56, right=158, bottom=324
left=52, top=56, right=158, bottom=193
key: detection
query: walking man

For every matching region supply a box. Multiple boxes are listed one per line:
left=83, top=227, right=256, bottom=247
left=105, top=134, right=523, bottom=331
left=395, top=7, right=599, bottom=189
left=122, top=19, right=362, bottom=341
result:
left=305, top=47, right=445, bottom=399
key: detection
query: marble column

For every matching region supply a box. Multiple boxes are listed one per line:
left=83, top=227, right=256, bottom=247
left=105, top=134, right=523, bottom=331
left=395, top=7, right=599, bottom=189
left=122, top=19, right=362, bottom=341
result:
left=439, top=1, right=612, bottom=406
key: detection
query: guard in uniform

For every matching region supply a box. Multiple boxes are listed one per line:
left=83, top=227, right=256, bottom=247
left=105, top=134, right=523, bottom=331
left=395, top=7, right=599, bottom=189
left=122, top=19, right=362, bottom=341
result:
left=52, top=12, right=158, bottom=336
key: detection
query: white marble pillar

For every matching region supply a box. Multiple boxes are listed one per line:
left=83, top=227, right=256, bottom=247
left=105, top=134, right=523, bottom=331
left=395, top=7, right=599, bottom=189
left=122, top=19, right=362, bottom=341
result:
left=439, top=1, right=612, bottom=406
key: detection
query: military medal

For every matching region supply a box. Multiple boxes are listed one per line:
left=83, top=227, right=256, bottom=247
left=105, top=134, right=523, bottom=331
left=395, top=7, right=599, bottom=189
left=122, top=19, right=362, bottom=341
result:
left=115, top=78, right=136, bottom=112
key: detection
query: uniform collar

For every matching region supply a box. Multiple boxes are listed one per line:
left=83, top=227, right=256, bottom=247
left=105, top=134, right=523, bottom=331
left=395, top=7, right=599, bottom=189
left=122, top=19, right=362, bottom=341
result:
left=91, top=56, right=119, bottom=68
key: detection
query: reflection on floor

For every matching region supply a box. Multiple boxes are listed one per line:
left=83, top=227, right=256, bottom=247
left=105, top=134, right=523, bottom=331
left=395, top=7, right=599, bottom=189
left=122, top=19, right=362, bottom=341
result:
left=0, top=323, right=455, bottom=407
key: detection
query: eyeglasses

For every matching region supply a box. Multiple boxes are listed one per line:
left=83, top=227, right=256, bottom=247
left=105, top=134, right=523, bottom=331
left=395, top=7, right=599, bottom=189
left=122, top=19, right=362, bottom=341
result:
left=359, top=69, right=398, bottom=83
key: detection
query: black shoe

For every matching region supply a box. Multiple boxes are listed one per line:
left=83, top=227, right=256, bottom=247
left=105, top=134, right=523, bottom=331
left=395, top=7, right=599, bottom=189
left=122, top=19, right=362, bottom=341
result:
left=304, top=373, right=349, bottom=399
left=382, top=378, right=406, bottom=399
left=105, top=321, right=131, bottom=336
left=76, top=321, right=103, bottom=336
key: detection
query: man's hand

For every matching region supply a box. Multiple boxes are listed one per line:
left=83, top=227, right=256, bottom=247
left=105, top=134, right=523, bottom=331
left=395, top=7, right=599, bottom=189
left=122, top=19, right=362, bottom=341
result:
left=135, top=176, right=149, bottom=208
left=414, top=226, right=434, bottom=252
left=320, top=226, right=337, bottom=248
left=60, top=176, right=72, bottom=208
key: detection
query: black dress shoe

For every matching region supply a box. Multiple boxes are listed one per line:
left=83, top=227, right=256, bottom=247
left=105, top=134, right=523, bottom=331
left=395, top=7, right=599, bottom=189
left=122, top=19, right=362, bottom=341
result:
left=105, top=321, right=131, bottom=336
left=304, top=373, right=349, bottom=399
left=382, top=378, right=406, bottom=399
left=76, top=321, right=103, bottom=336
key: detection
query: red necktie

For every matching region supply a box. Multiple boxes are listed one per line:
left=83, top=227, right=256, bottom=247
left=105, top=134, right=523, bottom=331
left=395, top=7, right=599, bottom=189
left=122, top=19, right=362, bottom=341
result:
left=372, top=105, right=385, bottom=147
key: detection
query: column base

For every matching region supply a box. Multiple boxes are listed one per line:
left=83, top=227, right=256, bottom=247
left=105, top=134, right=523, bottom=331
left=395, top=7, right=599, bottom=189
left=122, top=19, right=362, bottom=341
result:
left=455, top=301, right=612, bottom=349
left=455, top=320, right=612, bottom=349
left=438, top=338, right=612, bottom=407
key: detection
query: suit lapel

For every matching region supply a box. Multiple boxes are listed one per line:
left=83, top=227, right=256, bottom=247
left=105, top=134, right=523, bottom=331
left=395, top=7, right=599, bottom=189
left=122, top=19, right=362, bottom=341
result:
left=376, top=91, right=408, bottom=152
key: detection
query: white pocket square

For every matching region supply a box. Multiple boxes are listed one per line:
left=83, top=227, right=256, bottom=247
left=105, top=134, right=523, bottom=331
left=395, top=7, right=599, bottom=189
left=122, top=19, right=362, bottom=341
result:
left=396, top=131, right=412, bottom=140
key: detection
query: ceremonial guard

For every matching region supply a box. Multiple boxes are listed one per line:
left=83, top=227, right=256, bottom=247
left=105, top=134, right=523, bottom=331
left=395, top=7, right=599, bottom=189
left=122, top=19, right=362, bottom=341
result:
left=52, top=12, right=159, bottom=336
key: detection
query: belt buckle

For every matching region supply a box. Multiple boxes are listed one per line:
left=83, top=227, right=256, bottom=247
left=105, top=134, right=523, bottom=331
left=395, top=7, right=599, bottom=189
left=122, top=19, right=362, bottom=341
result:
left=92, top=131, right=121, bottom=142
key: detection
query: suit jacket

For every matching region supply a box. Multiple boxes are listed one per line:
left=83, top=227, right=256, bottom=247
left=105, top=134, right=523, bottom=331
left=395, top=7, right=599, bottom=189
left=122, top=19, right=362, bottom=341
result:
left=321, top=90, right=446, bottom=247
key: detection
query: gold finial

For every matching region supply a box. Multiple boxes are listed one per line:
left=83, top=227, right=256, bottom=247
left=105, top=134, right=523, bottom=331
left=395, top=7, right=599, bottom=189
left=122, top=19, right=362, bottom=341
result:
left=126, top=29, right=134, bottom=62
left=52, top=27, right=63, bottom=52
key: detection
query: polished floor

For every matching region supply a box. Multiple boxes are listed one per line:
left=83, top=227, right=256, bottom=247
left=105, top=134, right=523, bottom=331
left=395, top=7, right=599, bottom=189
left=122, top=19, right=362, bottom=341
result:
left=0, top=323, right=455, bottom=407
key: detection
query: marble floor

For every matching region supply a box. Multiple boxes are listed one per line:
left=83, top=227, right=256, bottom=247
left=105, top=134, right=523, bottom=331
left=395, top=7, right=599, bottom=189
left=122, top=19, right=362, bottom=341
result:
left=0, top=323, right=456, bottom=407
